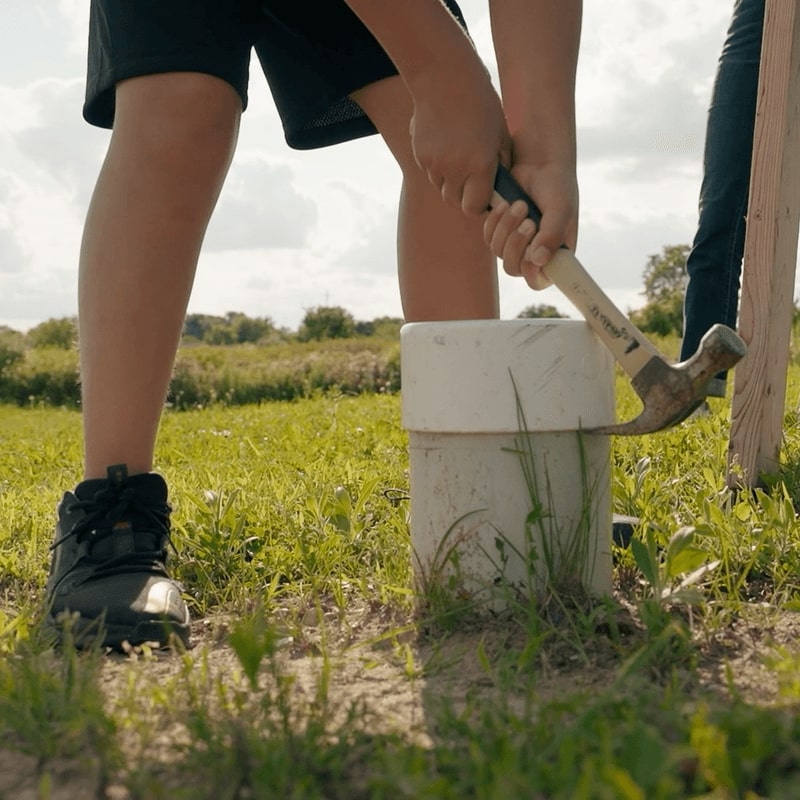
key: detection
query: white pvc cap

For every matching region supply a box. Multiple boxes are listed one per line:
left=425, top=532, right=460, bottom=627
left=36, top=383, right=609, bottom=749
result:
left=401, top=319, right=615, bottom=433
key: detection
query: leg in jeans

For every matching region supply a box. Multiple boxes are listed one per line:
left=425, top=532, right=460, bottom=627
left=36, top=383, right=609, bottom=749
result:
left=351, top=76, right=499, bottom=322
left=680, top=0, right=765, bottom=392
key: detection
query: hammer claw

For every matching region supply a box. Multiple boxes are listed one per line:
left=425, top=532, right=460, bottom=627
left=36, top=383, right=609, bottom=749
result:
left=586, top=323, right=747, bottom=436
left=585, top=399, right=705, bottom=436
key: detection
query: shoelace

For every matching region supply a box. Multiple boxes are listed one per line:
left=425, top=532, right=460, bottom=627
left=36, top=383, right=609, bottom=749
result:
left=51, top=484, right=172, bottom=573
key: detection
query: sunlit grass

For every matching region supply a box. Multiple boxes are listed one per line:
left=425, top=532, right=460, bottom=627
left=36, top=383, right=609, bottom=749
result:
left=2, top=352, right=800, bottom=796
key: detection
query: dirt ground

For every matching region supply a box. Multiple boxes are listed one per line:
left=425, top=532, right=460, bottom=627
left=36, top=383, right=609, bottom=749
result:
left=2, top=600, right=800, bottom=800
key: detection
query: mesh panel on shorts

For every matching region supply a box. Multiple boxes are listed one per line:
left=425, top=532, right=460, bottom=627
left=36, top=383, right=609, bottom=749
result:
left=304, top=96, right=366, bottom=130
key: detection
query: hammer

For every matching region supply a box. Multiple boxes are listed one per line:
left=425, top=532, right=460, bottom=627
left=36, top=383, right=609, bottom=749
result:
left=492, top=166, right=747, bottom=435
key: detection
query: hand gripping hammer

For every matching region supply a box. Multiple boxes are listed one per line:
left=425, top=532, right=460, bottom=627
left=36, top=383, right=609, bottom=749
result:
left=492, top=166, right=747, bottom=435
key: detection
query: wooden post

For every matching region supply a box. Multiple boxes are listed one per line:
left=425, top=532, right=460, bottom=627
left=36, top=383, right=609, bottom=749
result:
left=728, top=0, right=800, bottom=487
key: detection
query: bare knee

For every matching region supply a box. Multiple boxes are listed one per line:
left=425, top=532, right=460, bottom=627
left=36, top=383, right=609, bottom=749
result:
left=111, top=72, right=242, bottom=174
left=351, top=76, right=421, bottom=177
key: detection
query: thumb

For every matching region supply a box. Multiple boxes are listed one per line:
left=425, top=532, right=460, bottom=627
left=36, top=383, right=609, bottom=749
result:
left=521, top=261, right=553, bottom=291
left=498, top=130, right=513, bottom=172
left=525, top=204, right=575, bottom=267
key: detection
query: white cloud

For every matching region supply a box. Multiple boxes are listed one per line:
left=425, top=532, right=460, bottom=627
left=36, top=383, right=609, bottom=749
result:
left=188, top=247, right=404, bottom=329
left=577, top=0, right=728, bottom=174
left=0, top=227, right=28, bottom=276
left=0, top=85, right=41, bottom=132
left=0, top=0, right=748, bottom=333
left=204, top=158, right=318, bottom=252
left=334, top=207, right=398, bottom=276
left=55, top=0, right=91, bottom=57
left=11, top=78, right=108, bottom=206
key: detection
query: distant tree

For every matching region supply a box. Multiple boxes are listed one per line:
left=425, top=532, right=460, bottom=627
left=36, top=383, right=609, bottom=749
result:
left=205, top=324, right=237, bottom=345
left=354, top=320, right=375, bottom=336
left=183, top=314, right=222, bottom=342
left=26, top=317, right=77, bottom=349
left=370, top=316, right=404, bottom=338
left=0, top=325, right=24, bottom=343
left=354, top=316, right=404, bottom=338
left=182, top=312, right=275, bottom=344
left=298, top=306, right=356, bottom=341
left=629, top=244, right=689, bottom=337
left=517, top=304, right=568, bottom=319
left=229, top=313, right=274, bottom=344
left=0, top=326, right=24, bottom=374
left=641, top=244, right=689, bottom=304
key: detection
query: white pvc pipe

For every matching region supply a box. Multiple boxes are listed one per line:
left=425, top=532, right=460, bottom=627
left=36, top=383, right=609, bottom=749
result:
left=401, top=319, right=615, bottom=602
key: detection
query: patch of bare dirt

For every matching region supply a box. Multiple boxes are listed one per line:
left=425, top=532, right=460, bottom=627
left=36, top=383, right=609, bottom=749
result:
left=3, top=602, right=800, bottom=799
left=695, top=607, right=800, bottom=705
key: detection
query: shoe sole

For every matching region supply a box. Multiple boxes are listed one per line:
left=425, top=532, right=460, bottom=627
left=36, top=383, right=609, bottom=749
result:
left=46, top=612, right=191, bottom=651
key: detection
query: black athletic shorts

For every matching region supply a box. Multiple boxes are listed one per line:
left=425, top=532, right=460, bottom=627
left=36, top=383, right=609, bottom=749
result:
left=84, top=0, right=468, bottom=150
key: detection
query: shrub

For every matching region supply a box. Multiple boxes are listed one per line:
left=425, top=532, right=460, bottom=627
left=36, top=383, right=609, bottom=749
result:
left=167, top=340, right=401, bottom=409
left=298, top=306, right=356, bottom=342
left=1, top=347, right=80, bottom=407
left=0, top=328, right=25, bottom=375
left=26, top=317, right=77, bottom=350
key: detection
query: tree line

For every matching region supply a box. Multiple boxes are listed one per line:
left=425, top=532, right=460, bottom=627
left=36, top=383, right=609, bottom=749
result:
left=13, top=244, right=797, bottom=409
left=9, top=242, right=775, bottom=358
left=0, top=307, right=407, bottom=355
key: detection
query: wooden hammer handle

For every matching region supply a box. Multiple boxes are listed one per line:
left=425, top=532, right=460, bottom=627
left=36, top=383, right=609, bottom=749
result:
left=492, top=166, right=660, bottom=378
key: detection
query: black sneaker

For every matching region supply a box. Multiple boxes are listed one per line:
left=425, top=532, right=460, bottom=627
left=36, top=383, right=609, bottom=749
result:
left=45, top=464, right=191, bottom=649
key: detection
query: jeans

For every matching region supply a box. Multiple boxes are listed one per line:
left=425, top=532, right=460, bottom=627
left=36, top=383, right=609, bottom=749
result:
left=680, top=0, right=765, bottom=385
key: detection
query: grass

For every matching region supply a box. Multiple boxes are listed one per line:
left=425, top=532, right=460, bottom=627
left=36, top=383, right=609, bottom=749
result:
left=1, top=358, right=800, bottom=797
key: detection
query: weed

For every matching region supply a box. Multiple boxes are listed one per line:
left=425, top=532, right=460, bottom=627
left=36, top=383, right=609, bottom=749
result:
left=413, top=510, right=492, bottom=629
left=0, top=618, right=118, bottom=790
left=2, top=342, right=800, bottom=797
left=503, top=373, right=608, bottom=604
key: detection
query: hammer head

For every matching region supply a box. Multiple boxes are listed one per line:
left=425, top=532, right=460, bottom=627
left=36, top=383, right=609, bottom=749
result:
left=587, top=323, right=747, bottom=436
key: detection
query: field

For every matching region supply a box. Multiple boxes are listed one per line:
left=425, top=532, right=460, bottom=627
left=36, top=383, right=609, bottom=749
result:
left=2, top=357, right=800, bottom=798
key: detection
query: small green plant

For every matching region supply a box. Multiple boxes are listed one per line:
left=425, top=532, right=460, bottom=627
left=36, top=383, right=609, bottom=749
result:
left=765, top=646, right=800, bottom=703
left=3, top=352, right=800, bottom=797
left=630, top=525, right=719, bottom=608
left=495, top=375, right=607, bottom=608
left=0, top=620, right=117, bottom=772
left=413, top=510, right=491, bottom=629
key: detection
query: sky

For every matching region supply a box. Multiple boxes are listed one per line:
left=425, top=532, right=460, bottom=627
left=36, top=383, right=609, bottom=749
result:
left=0, top=0, right=735, bottom=333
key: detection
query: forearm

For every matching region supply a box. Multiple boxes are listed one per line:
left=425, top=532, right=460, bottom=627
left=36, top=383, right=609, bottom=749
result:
left=345, top=0, right=510, bottom=214
left=344, top=0, right=485, bottom=93
left=490, top=0, right=582, bottom=165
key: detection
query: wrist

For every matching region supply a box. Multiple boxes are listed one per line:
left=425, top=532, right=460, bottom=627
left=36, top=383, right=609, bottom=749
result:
left=511, top=135, right=577, bottom=170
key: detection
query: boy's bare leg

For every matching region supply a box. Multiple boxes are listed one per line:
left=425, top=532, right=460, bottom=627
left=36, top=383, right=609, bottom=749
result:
left=351, top=77, right=499, bottom=322
left=45, top=73, right=240, bottom=649
left=79, top=73, right=241, bottom=479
